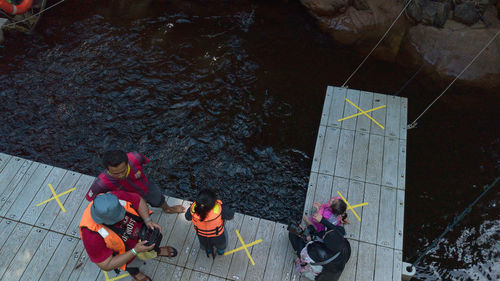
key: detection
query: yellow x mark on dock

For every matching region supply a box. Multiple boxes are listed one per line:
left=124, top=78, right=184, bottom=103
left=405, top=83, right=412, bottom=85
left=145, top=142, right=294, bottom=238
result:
left=35, top=184, right=75, bottom=213
left=337, top=191, right=368, bottom=222
left=338, top=98, right=385, bottom=129
left=224, top=229, right=262, bottom=266
left=104, top=271, right=129, bottom=281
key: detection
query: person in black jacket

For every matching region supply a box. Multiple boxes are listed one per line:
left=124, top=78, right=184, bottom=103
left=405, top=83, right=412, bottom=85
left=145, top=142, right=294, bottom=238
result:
left=289, top=212, right=351, bottom=281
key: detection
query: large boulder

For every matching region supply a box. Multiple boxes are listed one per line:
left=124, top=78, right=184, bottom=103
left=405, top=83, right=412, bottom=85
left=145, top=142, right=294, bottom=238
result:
left=300, top=0, right=349, bottom=16
left=453, top=2, right=481, bottom=25
left=407, top=0, right=451, bottom=28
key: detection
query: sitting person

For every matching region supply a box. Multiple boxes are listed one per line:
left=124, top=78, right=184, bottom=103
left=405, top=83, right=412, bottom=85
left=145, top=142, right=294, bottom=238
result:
left=304, top=196, right=350, bottom=234
left=289, top=212, right=351, bottom=281
left=79, top=191, right=177, bottom=281
left=185, top=189, right=234, bottom=258
left=85, top=150, right=184, bottom=214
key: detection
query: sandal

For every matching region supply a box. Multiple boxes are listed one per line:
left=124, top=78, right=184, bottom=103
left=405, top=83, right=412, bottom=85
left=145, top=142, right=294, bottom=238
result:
left=132, top=272, right=152, bottom=281
left=158, top=246, right=178, bottom=258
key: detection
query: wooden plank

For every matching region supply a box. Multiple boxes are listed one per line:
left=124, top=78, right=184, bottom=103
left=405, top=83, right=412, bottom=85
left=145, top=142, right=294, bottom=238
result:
left=0, top=223, right=32, bottom=279
left=360, top=183, right=381, bottom=244
left=320, top=86, right=334, bottom=126
left=244, top=219, right=275, bottom=281
left=262, top=223, right=289, bottom=281
left=152, top=261, right=176, bottom=280
left=0, top=218, right=17, bottom=249
left=319, top=127, right=341, bottom=176
left=395, top=189, right=405, bottom=251
left=356, top=91, right=375, bottom=132
left=19, top=230, right=63, bottom=281
left=190, top=270, right=210, bottom=281
left=21, top=167, right=67, bottom=225
left=0, top=159, right=32, bottom=208
left=164, top=199, right=193, bottom=265
left=210, top=212, right=244, bottom=278
left=0, top=153, right=13, bottom=173
left=374, top=246, right=394, bottom=281
left=57, top=240, right=86, bottom=281
left=51, top=174, right=94, bottom=233
left=385, top=95, right=401, bottom=138
left=393, top=250, right=403, bottom=281
left=1, top=226, right=47, bottom=281
left=400, top=97, right=408, bottom=140
left=180, top=268, right=193, bottom=281
left=377, top=186, right=397, bottom=248
left=341, top=89, right=360, bottom=131
left=281, top=242, right=301, bottom=281
left=365, top=134, right=384, bottom=185
left=332, top=176, right=349, bottom=200
left=156, top=197, right=182, bottom=254
left=338, top=239, right=358, bottom=281
left=5, top=164, right=52, bottom=221
left=312, top=174, right=333, bottom=211
left=0, top=156, right=25, bottom=197
left=226, top=215, right=259, bottom=280
left=75, top=251, right=101, bottom=281
left=334, top=129, right=355, bottom=179
left=327, top=87, right=347, bottom=128
left=370, top=93, right=387, bottom=136
left=35, top=171, right=81, bottom=229
left=66, top=194, right=91, bottom=237
left=142, top=259, right=159, bottom=280
left=350, top=132, right=369, bottom=181
left=382, top=137, right=398, bottom=188
left=311, top=126, right=326, bottom=173
left=208, top=275, right=227, bottom=281
left=38, top=235, right=79, bottom=281
left=171, top=266, right=186, bottom=280
left=355, top=242, right=376, bottom=281
left=398, top=140, right=407, bottom=189
left=303, top=172, right=318, bottom=217
left=344, top=180, right=364, bottom=240
left=0, top=162, right=39, bottom=216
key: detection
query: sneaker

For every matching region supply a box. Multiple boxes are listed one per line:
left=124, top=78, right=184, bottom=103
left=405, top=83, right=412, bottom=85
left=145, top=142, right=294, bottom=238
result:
left=216, top=248, right=225, bottom=255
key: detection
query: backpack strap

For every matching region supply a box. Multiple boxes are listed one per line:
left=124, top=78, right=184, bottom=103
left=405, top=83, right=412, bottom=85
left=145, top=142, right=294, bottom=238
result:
left=311, top=251, right=340, bottom=266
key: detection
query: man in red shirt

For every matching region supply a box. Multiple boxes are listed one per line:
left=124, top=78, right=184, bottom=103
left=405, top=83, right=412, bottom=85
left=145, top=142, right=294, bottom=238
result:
left=86, top=150, right=184, bottom=213
left=80, top=191, right=177, bottom=281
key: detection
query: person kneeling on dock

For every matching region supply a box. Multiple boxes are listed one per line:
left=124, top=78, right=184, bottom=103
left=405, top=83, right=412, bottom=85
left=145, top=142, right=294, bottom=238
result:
left=288, top=212, right=351, bottom=281
left=79, top=191, right=177, bottom=281
left=185, top=189, right=234, bottom=258
left=86, top=150, right=184, bottom=214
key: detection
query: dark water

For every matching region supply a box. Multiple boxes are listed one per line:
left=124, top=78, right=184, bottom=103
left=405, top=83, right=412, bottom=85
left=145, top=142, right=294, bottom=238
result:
left=0, top=0, right=498, bottom=280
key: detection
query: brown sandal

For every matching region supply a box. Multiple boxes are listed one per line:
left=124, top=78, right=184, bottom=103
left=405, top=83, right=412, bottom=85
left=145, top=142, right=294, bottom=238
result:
left=158, top=246, right=178, bottom=257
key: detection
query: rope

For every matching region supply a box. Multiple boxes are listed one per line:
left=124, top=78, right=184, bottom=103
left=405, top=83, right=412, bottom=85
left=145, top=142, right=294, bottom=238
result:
left=409, top=176, right=500, bottom=271
left=407, top=27, right=500, bottom=129
left=395, top=64, right=425, bottom=96
left=342, top=0, right=414, bottom=88
left=2, top=0, right=66, bottom=28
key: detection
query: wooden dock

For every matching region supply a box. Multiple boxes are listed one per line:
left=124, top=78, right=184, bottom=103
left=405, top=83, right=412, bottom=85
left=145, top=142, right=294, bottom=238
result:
left=0, top=86, right=407, bottom=281
left=304, top=86, right=407, bottom=281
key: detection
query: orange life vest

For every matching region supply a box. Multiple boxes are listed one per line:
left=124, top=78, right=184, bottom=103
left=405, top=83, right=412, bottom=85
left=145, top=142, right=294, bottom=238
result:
left=0, top=0, right=33, bottom=15
left=190, top=200, right=224, bottom=237
left=79, top=197, right=139, bottom=271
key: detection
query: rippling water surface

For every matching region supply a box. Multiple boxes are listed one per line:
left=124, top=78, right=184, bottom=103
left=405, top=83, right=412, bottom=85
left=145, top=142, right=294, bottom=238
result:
left=0, top=0, right=498, bottom=280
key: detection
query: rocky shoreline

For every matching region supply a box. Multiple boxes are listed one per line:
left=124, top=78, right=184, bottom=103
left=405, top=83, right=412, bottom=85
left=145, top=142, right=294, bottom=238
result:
left=300, top=0, right=500, bottom=88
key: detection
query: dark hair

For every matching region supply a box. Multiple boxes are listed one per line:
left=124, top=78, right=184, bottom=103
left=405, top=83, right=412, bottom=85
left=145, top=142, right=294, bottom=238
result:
left=194, top=189, right=217, bottom=222
left=102, top=150, right=128, bottom=168
left=331, top=199, right=347, bottom=216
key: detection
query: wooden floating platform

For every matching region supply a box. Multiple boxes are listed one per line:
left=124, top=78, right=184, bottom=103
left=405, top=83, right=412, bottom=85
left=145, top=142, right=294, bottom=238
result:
left=304, top=86, right=408, bottom=281
left=0, top=86, right=407, bottom=281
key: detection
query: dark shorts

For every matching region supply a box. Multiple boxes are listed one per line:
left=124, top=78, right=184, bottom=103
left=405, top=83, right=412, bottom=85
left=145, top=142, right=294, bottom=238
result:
left=144, top=181, right=165, bottom=207
left=197, top=230, right=228, bottom=251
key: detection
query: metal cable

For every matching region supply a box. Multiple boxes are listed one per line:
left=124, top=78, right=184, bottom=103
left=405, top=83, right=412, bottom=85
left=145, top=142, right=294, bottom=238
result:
left=407, top=28, right=500, bottom=129
left=342, top=0, right=414, bottom=88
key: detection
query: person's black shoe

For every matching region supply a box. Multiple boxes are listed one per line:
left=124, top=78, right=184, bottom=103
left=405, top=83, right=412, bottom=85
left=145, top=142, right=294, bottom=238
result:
left=287, top=223, right=303, bottom=237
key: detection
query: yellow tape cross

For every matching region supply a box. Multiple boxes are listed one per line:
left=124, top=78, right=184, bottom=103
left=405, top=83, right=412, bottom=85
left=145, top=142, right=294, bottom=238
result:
left=224, top=229, right=262, bottom=266
left=338, top=98, right=386, bottom=129
left=103, top=271, right=129, bottom=281
left=35, top=184, right=76, bottom=213
left=337, top=191, right=368, bottom=222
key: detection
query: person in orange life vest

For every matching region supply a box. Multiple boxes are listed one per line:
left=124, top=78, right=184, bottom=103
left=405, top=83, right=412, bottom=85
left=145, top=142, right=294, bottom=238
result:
left=185, top=189, right=234, bottom=257
left=85, top=150, right=184, bottom=214
left=79, top=191, right=178, bottom=281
